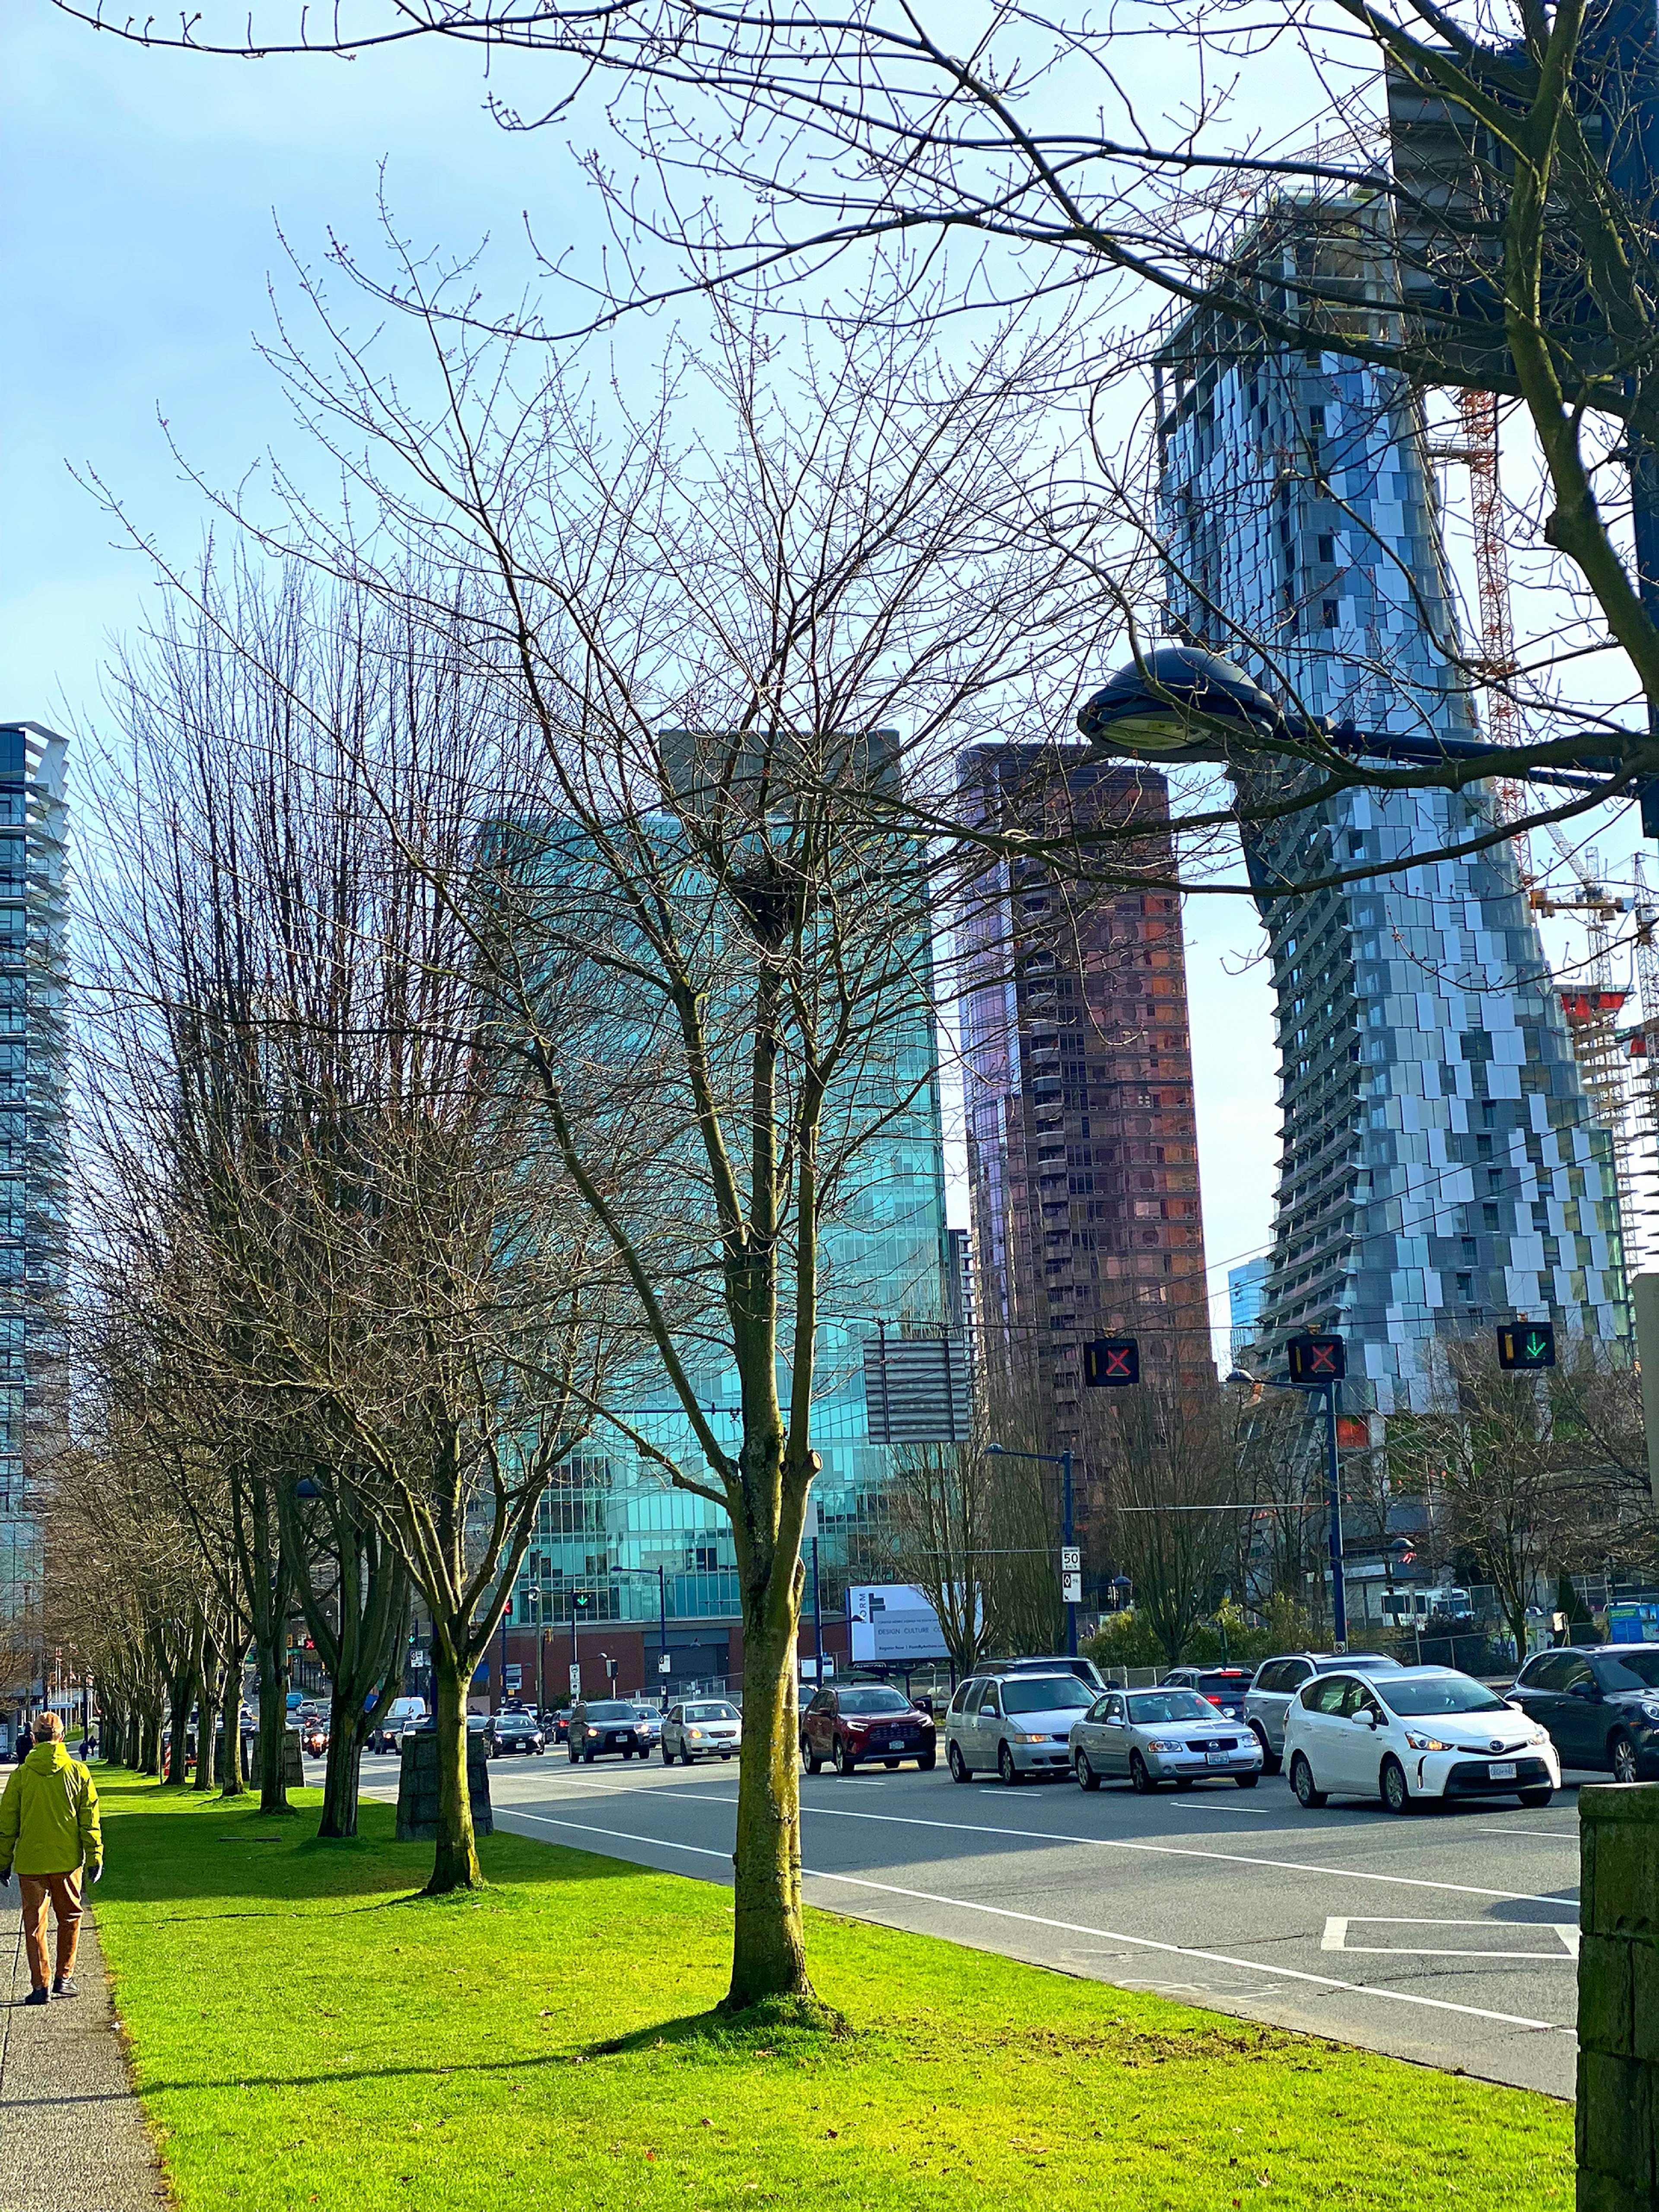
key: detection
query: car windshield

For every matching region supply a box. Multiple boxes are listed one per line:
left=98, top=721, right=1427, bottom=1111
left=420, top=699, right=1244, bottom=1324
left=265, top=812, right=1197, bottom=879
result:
left=837, top=1689, right=912, bottom=1716
left=1001, top=1677, right=1095, bottom=1714
left=1126, top=1691, right=1215, bottom=1724
left=585, top=1702, right=638, bottom=1721
left=1378, top=1675, right=1508, bottom=1716
left=684, top=1703, right=739, bottom=1723
left=1317, top=1653, right=1400, bottom=1672
left=1598, top=1650, right=1659, bottom=1691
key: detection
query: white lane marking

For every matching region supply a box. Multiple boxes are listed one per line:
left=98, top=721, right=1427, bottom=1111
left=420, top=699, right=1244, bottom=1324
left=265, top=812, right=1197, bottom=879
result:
left=472, top=1770, right=1580, bottom=1908
left=492, top=1805, right=1570, bottom=2037
left=1321, top=1915, right=1579, bottom=1961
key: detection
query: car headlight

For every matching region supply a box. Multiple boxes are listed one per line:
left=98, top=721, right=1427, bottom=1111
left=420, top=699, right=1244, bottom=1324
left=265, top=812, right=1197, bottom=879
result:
left=1641, top=1700, right=1659, bottom=1723
left=1526, top=1726, right=1551, bottom=1745
left=1146, top=1738, right=1184, bottom=1752
left=1405, top=1730, right=1452, bottom=1752
left=687, top=1729, right=703, bottom=1740
left=1015, top=1732, right=1049, bottom=1744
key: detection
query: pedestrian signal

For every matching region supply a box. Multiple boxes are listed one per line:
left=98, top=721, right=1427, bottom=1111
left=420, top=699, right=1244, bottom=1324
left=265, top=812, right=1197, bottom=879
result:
left=1286, top=1332, right=1346, bottom=1384
left=1084, top=1337, right=1140, bottom=1387
left=1497, top=1322, right=1555, bottom=1371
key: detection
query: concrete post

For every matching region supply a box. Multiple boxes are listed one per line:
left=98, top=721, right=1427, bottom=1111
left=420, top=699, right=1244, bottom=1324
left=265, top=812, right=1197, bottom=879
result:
left=1631, top=1274, right=1659, bottom=1514
left=1577, top=1782, right=1659, bottom=2210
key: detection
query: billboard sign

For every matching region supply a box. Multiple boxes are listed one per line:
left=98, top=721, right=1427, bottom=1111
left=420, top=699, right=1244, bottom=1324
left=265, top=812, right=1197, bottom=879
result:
left=862, top=1332, right=973, bottom=1443
left=846, top=1584, right=950, bottom=1664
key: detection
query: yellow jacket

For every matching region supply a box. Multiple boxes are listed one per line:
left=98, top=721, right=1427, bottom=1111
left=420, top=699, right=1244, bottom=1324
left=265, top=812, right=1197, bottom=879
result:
left=0, top=1744, right=102, bottom=1879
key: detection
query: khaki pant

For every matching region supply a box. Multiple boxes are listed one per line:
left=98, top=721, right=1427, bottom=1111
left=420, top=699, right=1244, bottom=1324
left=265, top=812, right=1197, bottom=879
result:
left=17, top=1871, right=81, bottom=1989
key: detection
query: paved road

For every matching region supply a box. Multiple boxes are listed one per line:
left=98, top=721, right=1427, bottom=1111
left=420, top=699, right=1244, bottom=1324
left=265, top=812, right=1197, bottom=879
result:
left=359, top=1744, right=1587, bottom=2096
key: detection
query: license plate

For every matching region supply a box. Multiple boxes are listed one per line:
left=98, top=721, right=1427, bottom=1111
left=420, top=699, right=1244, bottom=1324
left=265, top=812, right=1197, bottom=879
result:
left=887, top=1740, right=905, bottom=1751
left=1205, top=1750, right=1228, bottom=1765
left=1490, top=1761, right=1517, bottom=1780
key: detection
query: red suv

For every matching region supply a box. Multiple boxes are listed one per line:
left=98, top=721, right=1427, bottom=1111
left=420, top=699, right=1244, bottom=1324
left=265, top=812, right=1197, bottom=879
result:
left=801, top=1684, right=937, bottom=1775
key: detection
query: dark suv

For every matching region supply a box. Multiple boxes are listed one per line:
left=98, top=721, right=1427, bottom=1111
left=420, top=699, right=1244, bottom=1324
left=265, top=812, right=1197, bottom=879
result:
left=568, top=1700, right=658, bottom=1762
left=1506, top=1644, right=1659, bottom=1782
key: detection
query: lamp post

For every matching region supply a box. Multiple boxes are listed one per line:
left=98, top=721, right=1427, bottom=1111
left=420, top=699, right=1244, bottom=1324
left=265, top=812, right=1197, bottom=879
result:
left=1227, top=1366, right=1348, bottom=1649
left=1076, top=645, right=1656, bottom=827
left=985, top=1443, right=1077, bottom=1657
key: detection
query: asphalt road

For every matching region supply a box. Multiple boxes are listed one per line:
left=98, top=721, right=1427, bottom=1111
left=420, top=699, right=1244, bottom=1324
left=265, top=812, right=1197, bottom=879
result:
left=357, top=1745, right=1587, bottom=2099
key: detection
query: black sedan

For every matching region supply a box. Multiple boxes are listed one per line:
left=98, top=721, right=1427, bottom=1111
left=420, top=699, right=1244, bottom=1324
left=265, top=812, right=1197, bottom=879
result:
left=1506, top=1643, right=1659, bottom=1782
left=568, top=1700, right=658, bottom=1762
left=487, top=1712, right=546, bottom=1757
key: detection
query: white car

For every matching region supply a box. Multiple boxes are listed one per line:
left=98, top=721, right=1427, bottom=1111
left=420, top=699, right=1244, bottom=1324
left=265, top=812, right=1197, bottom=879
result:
left=661, top=1698, right=742, bottom=1764
left=1283, top=1664, right=1559, bottom=1813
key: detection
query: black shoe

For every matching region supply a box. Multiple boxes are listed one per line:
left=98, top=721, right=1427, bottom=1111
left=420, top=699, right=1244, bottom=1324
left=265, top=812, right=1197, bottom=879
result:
left=51, top=1977, right=77, bottom=1999
left=22, top=1988, right=48, bottom=2006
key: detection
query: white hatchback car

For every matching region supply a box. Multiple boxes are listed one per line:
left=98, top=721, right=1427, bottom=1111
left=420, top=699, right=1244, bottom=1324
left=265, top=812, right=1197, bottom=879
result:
left=1284, top=1664, right=1559, bottom=1813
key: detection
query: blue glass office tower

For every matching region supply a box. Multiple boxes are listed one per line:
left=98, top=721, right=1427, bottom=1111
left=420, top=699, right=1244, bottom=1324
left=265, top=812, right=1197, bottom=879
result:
left=0, top=726, right=67, bottom=1697
left=502, top=801, right=952, bottom=1692
left=1155, top=213, right=1626, bottom=1410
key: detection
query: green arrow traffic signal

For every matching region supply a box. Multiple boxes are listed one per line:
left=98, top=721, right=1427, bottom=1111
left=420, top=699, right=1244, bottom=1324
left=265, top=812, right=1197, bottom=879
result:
left=1497, top=1321, right=1556, bottom=1371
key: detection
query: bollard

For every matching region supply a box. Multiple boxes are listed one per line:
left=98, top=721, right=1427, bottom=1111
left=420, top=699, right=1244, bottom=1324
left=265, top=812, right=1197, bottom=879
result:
left=1577, top=1781, right=1659, bottom=2211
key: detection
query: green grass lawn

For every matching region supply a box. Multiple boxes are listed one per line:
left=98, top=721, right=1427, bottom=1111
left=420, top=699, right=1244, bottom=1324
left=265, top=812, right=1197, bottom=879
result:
left=90, top=1770, right=1570, bottom=2212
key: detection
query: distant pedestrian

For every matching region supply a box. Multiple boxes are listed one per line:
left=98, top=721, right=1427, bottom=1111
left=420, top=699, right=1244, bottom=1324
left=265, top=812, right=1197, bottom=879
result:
left=0, top=1713, right=102, bottom=2003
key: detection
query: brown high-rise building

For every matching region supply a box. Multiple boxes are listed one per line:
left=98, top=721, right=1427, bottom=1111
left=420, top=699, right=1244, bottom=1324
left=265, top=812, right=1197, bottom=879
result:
left=958, top=748, right=1212, bottom=1438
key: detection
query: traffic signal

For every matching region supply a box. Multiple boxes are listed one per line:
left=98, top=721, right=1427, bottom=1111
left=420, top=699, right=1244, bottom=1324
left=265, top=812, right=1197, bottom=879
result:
left=1084, top=1337, right=1140, bottom=1386
left=1286, top=1332, right=1346, bottom=1384
left=1497, top=1321, right=1556, bottom=1371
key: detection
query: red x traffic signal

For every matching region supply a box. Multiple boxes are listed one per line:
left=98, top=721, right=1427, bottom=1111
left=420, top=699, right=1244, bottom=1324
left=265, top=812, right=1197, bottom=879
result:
left=1084, top=1337, right=1140, bottom=1386
left=1286, top=1332, right=1347, bottom=1384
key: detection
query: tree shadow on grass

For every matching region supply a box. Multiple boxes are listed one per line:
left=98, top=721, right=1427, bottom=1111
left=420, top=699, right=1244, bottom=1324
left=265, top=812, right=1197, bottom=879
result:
left=588, top=1992, right=855, bottom=2060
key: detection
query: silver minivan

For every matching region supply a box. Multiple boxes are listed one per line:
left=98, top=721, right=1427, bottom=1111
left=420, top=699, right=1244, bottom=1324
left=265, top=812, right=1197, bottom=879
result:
left=1245, top=1651, right=1401, bottom=1771
left=944, top=1670, right=1097, bottom=1785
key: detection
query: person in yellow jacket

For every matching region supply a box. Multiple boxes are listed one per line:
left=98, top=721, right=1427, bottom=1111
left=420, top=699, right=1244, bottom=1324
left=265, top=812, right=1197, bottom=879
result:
left=0, top=1713, right=102, bottom=2002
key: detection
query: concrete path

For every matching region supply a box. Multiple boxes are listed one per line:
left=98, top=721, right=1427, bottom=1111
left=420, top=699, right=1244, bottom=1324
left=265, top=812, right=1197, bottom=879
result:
left=0, top=1891, right=168, bottom=2210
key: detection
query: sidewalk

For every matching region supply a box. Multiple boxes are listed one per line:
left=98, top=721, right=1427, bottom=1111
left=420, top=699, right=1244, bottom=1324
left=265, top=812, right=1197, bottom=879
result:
left=0, top=1889, right=168, bottom=2210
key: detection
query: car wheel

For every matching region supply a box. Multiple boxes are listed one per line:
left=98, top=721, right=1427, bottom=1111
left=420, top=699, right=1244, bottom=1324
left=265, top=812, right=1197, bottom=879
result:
left=1610, top=1732, right=1640, bottom=1786
left=1129, top=1751, right=1158, bottom=1794
left=801, top=1736, right=823, bottom=1775
left=947, top=1742, right=973, bottom=1784
left=998, top=1743, right=1020, bottom=1787
left=1380, top=1756, right=1413, bottom=1815
left=1290, top=1753, right=1327, bottom=1809
left=661, top=1743, right=674, bottom=1764
left=568, top=1746, right=578, bottom=1764
left=833, top=1735, right=857, bottom=1777
left=1234, top=1773, right=1259, bottom=1790
left=583, top=1750, right=595, bottom=1764
left=1075, top=1750, right=1101, bottom=1793
left=916, top=1751, right=936, bottom=1772
left=1249, top=1723, right=1281, bottom=1775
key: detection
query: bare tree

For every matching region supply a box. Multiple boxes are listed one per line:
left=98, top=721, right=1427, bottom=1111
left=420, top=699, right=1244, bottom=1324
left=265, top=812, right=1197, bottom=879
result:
left=1088, top=1380, right=1237, bottom=1664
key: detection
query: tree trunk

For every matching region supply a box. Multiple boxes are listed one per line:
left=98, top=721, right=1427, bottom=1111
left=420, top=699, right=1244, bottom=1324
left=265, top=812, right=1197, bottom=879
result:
left=163, top=1666, right=195, bottom=1787
left=139, top=1701, right=161, bottom=1777
left=725, top=1600, right=812, bottom=2010
left=194, top=1649, right=222, bottom=1792
left=425, top=1645, right=481, bottom=1894
left=255, top=1629, right=292, bottom=1815
left=219, top=1646, right=246, bottom=1799
left=319, top=1693, right=364, bottom=1840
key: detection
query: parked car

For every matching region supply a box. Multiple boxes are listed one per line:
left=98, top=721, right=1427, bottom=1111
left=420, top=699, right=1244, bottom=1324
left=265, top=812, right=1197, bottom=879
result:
left=943, top=1670, right=1096, bottom=1784
left=1506, top=1643, right=1659, bottom=1783
left=300, top=1720, right=328, bottom=1759
left=1069, top=1684, right=1265, bottom=1792
left=1245, top=1650, right=1402, bottom=1772
left=995, top=1656, right=1108, bottom=1693
left=367, top=1696, right=428, bottom=1755
left=1284, top=1663, right=1558, bottom=1812
left=801, top=1684, right=936, bottom=1775
left=539, top=1706, right=575, bottom=1745
left=1160, top=1666, right=1256, bottom=1723
left=568, top=1700, right=659, bottom=1762
left=487, top=1712, right=546, bottom=1757
left=662, top=1698, right=743, bottom=1764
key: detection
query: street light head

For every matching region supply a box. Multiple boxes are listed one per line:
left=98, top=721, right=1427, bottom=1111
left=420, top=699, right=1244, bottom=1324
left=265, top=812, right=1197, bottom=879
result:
left=1076, top=646, right=1288, bottom=763
left=1225, top=1368, right=1256, bottom=1388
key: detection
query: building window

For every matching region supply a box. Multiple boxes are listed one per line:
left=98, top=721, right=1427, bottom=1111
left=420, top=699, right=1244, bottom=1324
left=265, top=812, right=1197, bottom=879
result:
left=1322, top=601, right=1339, bottom=629
left=1482, top=1203, right=1500, bottom=1230
left=1317, top=534, right=1335, bottom=563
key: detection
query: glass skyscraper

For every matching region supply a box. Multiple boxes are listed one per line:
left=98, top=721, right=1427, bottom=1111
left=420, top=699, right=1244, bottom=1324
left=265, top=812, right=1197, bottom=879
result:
left=1155, top=209, right=1626, bottom=1410
left=0, top=724, right=67, bottom=1686
left=503, top=802, right=952, bottom=1688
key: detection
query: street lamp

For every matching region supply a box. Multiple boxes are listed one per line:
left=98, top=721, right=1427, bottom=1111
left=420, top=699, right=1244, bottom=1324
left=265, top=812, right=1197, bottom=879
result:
left=1227, top=1363, right=1348, bottom=1649
left=1077, top=644, right=1647, bottom=817
left=985, top=1443, right=1077, bottom=1657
